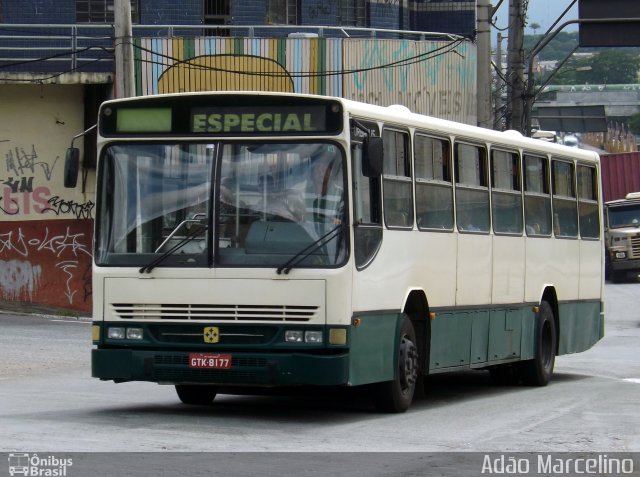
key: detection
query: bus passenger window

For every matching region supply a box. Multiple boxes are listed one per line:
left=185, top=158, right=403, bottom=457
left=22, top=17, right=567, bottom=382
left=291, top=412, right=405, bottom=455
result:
left=523, top=154, right=552, bottom=236
left=552, top=159, right=578, bottom=238
left=414, top=134, right=453, bottom=230
left=382, top=129, right=413, bottom=228
left=455, top=142, right=489, bottom=233
left=491, top=149, right=522, bottom=235
left=577, top=165, right=600, bottom=239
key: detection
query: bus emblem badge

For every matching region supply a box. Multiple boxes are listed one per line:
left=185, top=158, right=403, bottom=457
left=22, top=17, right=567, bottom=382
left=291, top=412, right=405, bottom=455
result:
left=203, top=327, right=220, bottom=343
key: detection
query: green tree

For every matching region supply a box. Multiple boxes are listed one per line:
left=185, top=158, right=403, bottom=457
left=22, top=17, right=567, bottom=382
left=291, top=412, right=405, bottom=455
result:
left=544, top=51, right=640, bottom=85
left=525, top=31, right=579, bottom=61
left=529, top=22, right=541, bottom=35
left=583, top=50, right=640, bottom=84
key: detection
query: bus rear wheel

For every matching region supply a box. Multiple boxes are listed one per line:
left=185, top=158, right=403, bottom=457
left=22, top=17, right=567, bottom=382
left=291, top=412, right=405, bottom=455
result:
left=519, top=301, right=556, bottom=386
left=175, top=385, right=218, bottom=405
left=371, top=316, right=419, bottom=413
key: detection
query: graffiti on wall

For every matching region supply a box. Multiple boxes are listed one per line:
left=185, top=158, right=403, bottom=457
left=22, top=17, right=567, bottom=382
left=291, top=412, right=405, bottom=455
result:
left=1, top=144, right=94, bottom=219
left=0, top=260, right=42, bottom=301
left=346, top=39, right=476, bottom=122
left=0, top=221, right=93, bottom=311
left=134, top=36, right=477, bottom=124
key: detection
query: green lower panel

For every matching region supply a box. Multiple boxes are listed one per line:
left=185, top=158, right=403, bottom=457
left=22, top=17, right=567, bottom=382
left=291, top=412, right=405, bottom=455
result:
left=92, top=349, right=349, bottom=386
left=430, top=311, right=473, bottom=369
left=430, top=306, right=535, bottom=371
left=348, top=313, right=402, bottom=386
left=428, top=300, right=604, bottom=371
left=557, top=301, right=603, bottom=355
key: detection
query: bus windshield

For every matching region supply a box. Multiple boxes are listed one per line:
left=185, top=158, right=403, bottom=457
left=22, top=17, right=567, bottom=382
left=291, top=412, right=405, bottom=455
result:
left=95, top=141, right=347, bottom=269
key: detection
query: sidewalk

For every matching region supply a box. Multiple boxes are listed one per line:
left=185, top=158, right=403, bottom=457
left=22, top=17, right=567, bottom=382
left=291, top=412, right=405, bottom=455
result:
left=0, top=300, right=91, bottom=320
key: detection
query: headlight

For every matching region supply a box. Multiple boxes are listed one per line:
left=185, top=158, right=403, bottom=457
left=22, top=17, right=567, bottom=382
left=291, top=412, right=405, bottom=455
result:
left=285, top=330, right=303, bottom=342
left=107, top=327, right=125, bottom=339
left=126, top=327, right=144, bottom=340
left=616, top=251, right=627, bottom=259
left=304, top=331, right=323, bottom=343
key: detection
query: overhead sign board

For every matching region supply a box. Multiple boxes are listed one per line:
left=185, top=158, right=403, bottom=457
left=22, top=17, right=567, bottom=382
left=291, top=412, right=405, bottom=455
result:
left=533, top=105, right=607, bottom=133
left=579, top=0, right=640, bottom=47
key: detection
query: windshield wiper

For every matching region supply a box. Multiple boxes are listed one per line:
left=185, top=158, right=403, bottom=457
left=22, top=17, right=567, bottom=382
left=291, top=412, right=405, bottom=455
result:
left=139, top=220, right=208, bottom=274
left=276, top=224, right=343, bottom=275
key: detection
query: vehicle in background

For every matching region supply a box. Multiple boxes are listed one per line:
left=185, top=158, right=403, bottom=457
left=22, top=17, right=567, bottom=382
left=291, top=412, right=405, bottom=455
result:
left=604, top=192, right=640, bottom=282
left=532, top=129, right=558, bottom=143
left=562, top=134, right=579, bottom=147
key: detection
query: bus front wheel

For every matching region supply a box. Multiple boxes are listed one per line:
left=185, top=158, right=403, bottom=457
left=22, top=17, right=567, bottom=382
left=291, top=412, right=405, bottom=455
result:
left=371, top=316, right=419, bottom=413
left=175, top=385, right=218, bottom=405
left=519, top=301, right=556, bottom=386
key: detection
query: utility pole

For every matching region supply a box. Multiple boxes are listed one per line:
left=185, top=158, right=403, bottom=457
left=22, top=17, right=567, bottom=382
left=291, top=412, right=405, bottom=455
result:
left=505, top=0, right=526, bottom=133
left=494, top=32, right=504, bottom=130
left=114, top=0, right=136, bottom=98
left=476, top=0, right=493, bottom=129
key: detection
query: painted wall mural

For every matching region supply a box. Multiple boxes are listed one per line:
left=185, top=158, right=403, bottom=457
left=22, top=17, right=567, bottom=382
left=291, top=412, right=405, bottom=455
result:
left=134, top=36, right=477, bottom=124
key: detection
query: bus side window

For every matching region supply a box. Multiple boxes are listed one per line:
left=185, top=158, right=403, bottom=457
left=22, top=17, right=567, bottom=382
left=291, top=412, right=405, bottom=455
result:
left=352, top=141, right=383, bottom=269
left=382, top=128, right=414, bottom=228
left=414, top=133, right=453, bottom=230
left=552, top=158, right=578, bottom=238
left=523, top=154, right=552, bottom=236
left=454, top=141, right=489, bottom=233
left=577, top=164, right=600, bottom=239
left=491, top=149, right=523, bottom=235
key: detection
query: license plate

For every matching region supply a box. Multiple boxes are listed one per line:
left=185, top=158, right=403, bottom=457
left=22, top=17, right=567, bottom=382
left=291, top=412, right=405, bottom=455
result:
left=188, top=353, right=232, bottom=369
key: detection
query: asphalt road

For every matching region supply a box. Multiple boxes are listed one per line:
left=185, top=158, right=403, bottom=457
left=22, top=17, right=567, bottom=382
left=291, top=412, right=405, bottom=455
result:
left=0, top=282, right=638, bottom=474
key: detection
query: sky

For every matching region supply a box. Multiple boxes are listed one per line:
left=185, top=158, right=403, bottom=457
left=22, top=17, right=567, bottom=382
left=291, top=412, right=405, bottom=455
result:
left=493, top=0, right=580, bottom=36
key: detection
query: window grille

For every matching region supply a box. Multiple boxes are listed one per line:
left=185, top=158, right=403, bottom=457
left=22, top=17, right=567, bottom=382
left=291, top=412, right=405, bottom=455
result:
left=76, top=0, right=140, bottom=23
left=204, top=0, right=230, bottom=25
left=338, top=0, right=366, bottom=27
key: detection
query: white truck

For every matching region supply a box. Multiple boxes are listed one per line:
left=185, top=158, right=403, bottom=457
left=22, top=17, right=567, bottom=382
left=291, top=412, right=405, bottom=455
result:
left=605, top=192, right=640, bottom=282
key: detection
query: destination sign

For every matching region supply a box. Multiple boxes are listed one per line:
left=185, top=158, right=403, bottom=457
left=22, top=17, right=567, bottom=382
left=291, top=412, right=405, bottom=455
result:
left=191, top=106, right=327, bottom=134
left=99, top=95, right=343, bottom=137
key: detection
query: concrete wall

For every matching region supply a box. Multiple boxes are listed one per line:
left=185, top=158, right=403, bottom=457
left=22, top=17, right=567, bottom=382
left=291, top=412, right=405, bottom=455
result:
left=0, top=84, right=94, bottom=312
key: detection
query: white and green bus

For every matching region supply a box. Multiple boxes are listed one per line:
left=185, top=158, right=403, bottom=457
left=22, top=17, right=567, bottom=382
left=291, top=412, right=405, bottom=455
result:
left=75, top=92, right=604, bottom=412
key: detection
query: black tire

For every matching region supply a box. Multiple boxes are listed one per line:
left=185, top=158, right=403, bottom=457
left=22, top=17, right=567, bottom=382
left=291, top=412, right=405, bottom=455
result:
left=175, top=385, right=218, bottom=405
left=371, top=316, right=419, bottom=413
left=611, top=270, right=626, bottom=283
left=519, top=301, right=556, bottom=386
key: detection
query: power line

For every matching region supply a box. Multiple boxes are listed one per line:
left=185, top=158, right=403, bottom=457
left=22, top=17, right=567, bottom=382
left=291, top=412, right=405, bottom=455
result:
left=0, top=45, right=112, bottom=69
left=0, top=35, right=467, bottom=85
left=129, top=38, right=468, bottom=78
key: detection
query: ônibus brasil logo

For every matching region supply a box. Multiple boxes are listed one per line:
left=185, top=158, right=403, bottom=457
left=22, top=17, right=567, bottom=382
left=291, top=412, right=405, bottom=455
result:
left=8, top=453, right=73, bottom=476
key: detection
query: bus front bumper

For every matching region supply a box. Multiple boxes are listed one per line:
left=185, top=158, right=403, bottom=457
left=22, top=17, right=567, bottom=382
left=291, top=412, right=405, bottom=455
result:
left=92, top=348, right=350, bottom=386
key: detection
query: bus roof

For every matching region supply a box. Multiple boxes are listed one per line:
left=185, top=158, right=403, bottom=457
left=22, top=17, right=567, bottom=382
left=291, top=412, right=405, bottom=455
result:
left=101, top=91, right=600, bottom=164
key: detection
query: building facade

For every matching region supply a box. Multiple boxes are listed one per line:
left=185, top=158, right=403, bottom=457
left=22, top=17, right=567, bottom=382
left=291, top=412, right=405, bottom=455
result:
left=0, top=0, right=478, bottom=313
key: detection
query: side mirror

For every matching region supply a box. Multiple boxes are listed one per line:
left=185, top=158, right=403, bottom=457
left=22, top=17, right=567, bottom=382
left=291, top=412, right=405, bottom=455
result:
left=64, top=148, right=80, bottom=188
left=362, top=136, right=383, bottom=178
